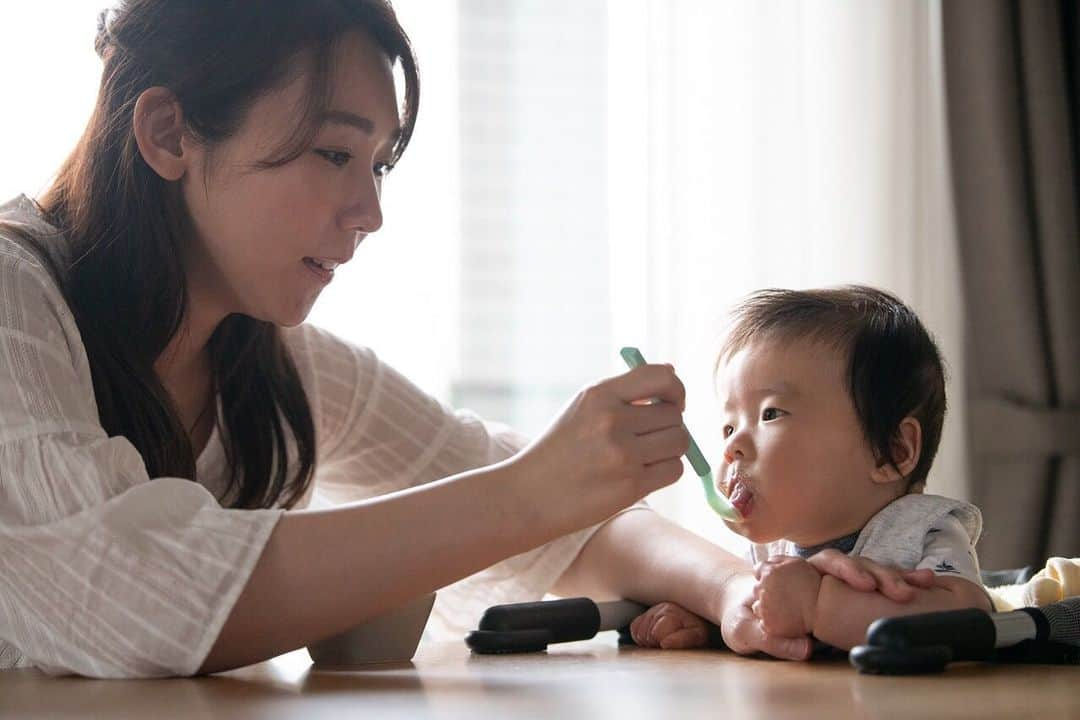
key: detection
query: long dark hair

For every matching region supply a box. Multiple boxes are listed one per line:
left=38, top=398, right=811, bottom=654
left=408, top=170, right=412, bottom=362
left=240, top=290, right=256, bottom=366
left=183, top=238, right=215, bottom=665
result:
left=3, top=0, right=419, bottom=508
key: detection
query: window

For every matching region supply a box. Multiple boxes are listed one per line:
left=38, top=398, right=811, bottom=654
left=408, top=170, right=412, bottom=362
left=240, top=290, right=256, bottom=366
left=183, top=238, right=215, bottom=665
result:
left=1, top=1, right=965, bottom=555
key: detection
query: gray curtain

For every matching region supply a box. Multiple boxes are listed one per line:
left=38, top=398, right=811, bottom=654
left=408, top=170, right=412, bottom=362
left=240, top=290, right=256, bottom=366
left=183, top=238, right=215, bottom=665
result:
left=943, top=0, right=1079, bottom=569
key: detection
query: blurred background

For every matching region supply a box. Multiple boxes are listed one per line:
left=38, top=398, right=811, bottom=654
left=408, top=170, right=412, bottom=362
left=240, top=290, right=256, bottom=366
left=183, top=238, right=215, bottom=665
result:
left=1, top=0, right=1075, bottom=568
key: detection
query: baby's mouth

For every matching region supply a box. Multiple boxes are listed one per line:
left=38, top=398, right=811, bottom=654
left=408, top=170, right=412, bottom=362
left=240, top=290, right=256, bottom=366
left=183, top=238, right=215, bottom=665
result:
left=725, top=471, right=754, bottom=519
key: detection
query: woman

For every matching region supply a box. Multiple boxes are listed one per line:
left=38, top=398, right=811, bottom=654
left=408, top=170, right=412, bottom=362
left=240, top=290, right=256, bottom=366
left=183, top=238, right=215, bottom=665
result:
left=0, top=0, right=930, bottom=678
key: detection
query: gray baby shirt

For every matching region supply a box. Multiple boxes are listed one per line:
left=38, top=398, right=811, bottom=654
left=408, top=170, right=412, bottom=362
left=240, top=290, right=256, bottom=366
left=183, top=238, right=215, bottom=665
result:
left=749, top=493, right=984, bottom=586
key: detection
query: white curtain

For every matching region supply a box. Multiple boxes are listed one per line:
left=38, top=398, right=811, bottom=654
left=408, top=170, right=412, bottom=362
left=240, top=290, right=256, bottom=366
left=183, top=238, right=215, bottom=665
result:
left=0, top=4, right=101, bottom=201
left=608, top=0, right=968, bottom=554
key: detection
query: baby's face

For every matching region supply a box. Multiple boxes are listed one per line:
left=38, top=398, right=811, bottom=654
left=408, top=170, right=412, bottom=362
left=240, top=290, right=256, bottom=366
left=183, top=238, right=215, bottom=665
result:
left=717, top=338, right=884, bottom=546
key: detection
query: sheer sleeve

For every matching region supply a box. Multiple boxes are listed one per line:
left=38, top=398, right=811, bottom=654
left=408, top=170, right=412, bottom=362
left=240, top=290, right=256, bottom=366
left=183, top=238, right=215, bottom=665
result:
left=284, top=324, right=652, bottom=638
left=0, top=240, right=280, bottom=678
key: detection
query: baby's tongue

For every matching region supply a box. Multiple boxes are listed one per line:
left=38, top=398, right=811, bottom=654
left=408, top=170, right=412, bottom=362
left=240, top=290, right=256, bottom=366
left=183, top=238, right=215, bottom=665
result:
left=729, top=482, right=754, bottom=518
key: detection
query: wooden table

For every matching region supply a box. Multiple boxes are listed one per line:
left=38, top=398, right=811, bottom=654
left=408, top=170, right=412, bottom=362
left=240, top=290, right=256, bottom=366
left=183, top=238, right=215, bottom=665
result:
left=1, top=637, right=1077, bottom=719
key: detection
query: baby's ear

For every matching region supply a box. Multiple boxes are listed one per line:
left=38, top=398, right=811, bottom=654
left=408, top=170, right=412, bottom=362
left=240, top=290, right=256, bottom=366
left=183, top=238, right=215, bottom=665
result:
left=870, top=417, right=922, bottom=486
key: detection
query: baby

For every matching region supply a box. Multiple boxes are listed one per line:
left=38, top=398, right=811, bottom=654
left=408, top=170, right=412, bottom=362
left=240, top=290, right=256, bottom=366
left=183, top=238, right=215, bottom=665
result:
left=631, top=286, right=991, bottom=653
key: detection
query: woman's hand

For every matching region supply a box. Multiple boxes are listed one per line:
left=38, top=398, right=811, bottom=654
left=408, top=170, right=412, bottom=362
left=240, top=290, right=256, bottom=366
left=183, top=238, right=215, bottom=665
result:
left=513, top=364, right=689, bottom=531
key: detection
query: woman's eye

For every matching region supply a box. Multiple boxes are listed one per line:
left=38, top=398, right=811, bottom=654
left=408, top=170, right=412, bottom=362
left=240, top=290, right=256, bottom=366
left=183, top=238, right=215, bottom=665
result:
left=316, top=149, right=352, bottom=167
left=762, top=407, right=786, bottom=421
left=373, top=161, right=395, bottom=178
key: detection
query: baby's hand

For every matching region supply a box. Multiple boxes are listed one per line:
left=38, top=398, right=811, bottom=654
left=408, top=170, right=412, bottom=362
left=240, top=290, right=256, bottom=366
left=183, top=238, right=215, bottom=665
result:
left=629, top=601, right=709, bottom=649
left=752, top=556, right=823, bottom=638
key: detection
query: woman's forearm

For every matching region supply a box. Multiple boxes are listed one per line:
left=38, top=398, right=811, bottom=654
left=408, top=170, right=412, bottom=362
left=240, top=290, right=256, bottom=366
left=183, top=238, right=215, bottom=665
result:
left=200, top=459, right=566, bottom=674
left=551, top=508, right=749, bottom=622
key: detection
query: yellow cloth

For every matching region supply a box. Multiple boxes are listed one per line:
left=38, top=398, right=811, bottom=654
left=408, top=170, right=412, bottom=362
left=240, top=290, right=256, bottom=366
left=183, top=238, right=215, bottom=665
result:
left=987, top=557, right=1080, bottom=611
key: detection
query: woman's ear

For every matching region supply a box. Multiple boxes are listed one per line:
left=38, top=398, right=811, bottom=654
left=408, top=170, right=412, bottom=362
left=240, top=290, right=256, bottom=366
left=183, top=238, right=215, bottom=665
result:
left=870, top=417, right=923, bottom=485
left=132, top=86, right=189, bottom=181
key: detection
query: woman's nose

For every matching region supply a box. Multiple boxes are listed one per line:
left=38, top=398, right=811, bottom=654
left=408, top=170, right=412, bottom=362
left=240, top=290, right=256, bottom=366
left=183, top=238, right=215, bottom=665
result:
left=340, top=175, right=384, bottom=235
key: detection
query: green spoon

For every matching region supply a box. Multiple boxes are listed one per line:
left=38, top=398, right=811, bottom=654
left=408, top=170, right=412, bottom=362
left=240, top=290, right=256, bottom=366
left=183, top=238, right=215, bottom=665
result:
left=619, top=346, right=742, bottom=522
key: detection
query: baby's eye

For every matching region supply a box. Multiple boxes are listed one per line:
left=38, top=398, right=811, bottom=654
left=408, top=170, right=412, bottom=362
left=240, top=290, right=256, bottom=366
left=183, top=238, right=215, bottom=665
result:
left=315, top=149, right=352, bottom=167
left=762, top=407, right=787, bottom=421
left=722, top=425, right=734, bottom=438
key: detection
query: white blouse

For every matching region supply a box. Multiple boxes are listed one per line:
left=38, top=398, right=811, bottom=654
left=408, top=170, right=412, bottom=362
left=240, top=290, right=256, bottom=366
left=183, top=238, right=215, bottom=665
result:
left=0, top=195, right=640, bottom=678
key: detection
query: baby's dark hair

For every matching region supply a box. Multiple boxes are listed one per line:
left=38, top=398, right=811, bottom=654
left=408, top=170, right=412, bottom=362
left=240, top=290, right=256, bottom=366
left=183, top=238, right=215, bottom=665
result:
left=717, top=285, right=946, bottom=492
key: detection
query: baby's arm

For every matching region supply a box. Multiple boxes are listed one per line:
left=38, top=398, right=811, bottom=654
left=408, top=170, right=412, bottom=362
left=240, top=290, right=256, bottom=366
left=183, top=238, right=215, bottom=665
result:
left=812, top=573, right=991, bottom=649
left=754, top=556, right=990, bottom=650
left=810, top=515, right=991, bottom=649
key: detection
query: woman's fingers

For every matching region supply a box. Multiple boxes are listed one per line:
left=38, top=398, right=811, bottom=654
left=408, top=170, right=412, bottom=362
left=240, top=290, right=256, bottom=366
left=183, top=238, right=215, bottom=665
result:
left=639, top=458, right=685, bottom=492
left=628, top=408, right=690, bottom=492
left=610, top=364, right=686, bottom=410
left=636, top=424, right=691, bottom=465
left=620, top=401, right=685, bottom=435
left=517, top=362, right=691, bottom=526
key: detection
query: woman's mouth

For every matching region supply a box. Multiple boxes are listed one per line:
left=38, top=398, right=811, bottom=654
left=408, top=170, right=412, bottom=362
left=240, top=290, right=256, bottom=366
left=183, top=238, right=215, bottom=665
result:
left=303, top=257, right=339, bottom=284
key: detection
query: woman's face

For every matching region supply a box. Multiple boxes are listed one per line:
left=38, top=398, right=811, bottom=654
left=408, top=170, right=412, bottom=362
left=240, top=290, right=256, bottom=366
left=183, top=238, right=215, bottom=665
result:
left=180, top=31, right=401, bottom=327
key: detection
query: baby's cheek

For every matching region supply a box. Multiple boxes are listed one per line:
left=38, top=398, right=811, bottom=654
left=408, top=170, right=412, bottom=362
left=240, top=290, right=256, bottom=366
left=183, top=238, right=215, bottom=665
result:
left=786, top=484, right=842, bottom=530
left=770, top=465, right=830, bottom=520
